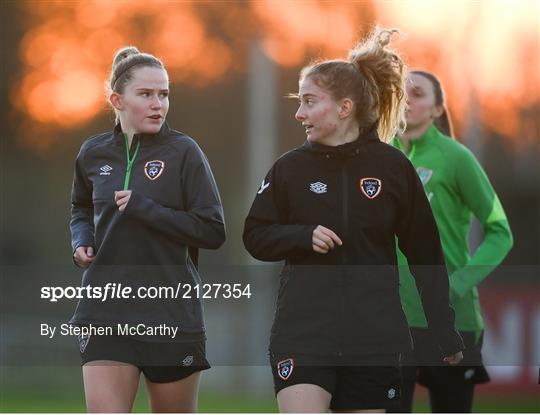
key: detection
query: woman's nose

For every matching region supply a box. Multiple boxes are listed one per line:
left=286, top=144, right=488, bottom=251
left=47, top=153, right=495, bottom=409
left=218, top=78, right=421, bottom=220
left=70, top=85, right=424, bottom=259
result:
left=295, top=107, right=305, bottom=121
left=150, top=95, right=162, bottom=108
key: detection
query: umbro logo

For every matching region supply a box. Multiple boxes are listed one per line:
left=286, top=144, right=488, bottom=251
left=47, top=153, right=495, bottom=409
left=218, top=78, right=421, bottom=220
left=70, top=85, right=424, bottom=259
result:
left=309, top=182, right=327, bottom=194
left=464, top=368, right=475, bottom=379
left=99, top=165, right=113, bottom=176
left=78, top=334, right=91, bottom=353
left=182, top=355, right=194, bottom=366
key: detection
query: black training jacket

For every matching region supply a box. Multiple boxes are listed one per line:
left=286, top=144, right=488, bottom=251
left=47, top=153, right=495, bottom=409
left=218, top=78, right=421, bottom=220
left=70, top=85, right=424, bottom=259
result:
left=69, top=122, right=225, bottom=341
left=243, top=127, right=463, bottom=358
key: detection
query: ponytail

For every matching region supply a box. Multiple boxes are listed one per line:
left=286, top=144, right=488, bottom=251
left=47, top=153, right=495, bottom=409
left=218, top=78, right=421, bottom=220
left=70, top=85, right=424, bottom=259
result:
left=348, top=26, right=407, bottom=142
left=298, top=26, right=407, bottom=143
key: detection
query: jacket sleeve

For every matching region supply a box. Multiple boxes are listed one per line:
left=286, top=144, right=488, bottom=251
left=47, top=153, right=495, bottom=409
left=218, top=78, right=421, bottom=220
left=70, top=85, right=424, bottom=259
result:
left=243, top=161, right=315, bottom=261
left=70, top=145, right=95, bottom=254
left=449, top=147, right=513, bottom=301
left=396, top=158, right=464, bottom=356
left=123, top=141, right=225, bottom=249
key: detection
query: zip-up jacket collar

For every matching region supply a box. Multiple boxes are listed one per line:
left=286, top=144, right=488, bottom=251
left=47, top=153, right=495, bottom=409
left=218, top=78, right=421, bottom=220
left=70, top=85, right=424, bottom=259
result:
left=302, top=124, right=380, bottom=159
left=112, top=121, right=171, bottom=147
left=393, top=124, right=441, bottom=157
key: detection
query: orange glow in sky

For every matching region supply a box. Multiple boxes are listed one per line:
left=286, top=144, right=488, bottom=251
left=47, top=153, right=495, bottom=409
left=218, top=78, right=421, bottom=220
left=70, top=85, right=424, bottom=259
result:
left=12, top=0, right=540, bottom=149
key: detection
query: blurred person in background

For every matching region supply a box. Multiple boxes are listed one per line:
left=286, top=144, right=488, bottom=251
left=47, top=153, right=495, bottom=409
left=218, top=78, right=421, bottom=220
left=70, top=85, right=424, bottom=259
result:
left=69, top=46, right=225, bottom=412
left=393, top=70, right=513, bottom=413
left=243, top=27, right=463, bottom=413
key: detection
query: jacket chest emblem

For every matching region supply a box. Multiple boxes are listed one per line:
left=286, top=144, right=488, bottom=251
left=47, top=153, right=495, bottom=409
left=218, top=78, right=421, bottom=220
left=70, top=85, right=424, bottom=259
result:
left=360, top=177, right=382, bottom=199
left=416, top=167, right=433, bottom=187
left=309, top=182, right=327, bottom=194
left=144, top=160, right=165, bottom=180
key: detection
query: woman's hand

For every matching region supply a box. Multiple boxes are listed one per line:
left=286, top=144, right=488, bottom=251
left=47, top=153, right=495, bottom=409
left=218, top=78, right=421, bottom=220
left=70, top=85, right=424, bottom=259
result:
left=73, top=246, right=95, bottom=268
left=312, top=225, right=343, bottom=254
left=443, top=351, right=464, bottom=365
left=114, top=190, right=132, bottom=212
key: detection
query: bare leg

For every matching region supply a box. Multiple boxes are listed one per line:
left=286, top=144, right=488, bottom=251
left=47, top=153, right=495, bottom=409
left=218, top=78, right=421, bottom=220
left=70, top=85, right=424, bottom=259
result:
left=83, top=361, right=140, bottom=413
left=277, top=383, right=332, bottom=413
left=145, top=371, right=202, bottom=413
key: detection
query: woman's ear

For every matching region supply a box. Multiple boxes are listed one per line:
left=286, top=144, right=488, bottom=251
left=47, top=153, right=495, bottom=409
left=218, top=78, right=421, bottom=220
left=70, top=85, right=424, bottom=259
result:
left=339, top=98, right=354, bottom=119
left=433, top=104, right=444, bottom=118
left=109, top=92, right=123, bottom=111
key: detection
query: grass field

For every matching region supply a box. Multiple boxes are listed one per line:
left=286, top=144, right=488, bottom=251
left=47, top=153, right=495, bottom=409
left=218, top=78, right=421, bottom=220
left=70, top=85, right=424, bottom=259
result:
left=1, top=390, right=538, bottom=412
left=1, top=367, right=538, bottom=412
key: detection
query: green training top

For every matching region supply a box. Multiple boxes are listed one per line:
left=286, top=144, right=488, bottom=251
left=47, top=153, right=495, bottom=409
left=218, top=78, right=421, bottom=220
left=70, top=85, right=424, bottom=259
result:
left=392, top=125, right=513, bottom=333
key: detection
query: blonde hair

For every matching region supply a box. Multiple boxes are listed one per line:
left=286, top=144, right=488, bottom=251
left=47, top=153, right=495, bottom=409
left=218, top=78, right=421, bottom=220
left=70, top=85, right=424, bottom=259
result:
left=106, top=46, right=167, bottom=123
left=299, top=26, right=407, bottom=142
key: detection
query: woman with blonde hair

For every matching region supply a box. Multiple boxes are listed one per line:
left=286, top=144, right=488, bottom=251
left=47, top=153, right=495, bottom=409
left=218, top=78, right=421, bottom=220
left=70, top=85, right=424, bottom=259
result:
left=243, top=27, right=463, bottom=413
left=70, top=46, right=225, bottom=412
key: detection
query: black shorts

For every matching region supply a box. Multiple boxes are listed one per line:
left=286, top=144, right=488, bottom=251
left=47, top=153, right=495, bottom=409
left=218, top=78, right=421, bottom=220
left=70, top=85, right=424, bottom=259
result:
left=78, top=333, right=210, bottom=383
left=270, top=353, right=402, bottom=411
left=402, top=328, right=490, bottom=387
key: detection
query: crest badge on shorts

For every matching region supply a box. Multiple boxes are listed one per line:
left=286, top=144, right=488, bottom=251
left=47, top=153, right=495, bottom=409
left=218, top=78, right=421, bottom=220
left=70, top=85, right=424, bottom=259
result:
left=78, top=333, right=90, bottom=353
left=144, top=160, right=165, bottom=180
left=360, top=177, right=382, bottom=199
left=277, top=358, right=294, bottom=381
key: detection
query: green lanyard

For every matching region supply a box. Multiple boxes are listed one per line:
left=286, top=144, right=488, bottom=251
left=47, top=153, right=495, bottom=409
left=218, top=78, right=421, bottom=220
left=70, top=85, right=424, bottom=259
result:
left=123, top=133, right=140, bottom=190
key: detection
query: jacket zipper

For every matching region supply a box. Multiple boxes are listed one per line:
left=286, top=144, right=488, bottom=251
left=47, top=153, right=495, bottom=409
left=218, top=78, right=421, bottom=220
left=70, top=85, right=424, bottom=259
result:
left=123, top=134, right=141, bottom=190
left=341, top=163, right=349, bottom=264
left=339, top=162, right=348, bottom=357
